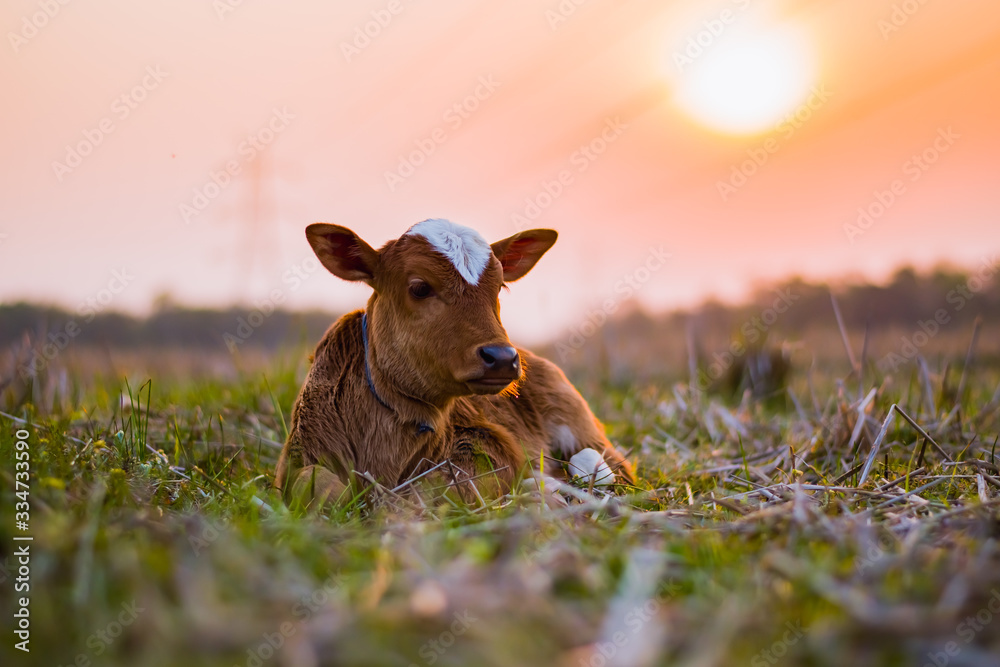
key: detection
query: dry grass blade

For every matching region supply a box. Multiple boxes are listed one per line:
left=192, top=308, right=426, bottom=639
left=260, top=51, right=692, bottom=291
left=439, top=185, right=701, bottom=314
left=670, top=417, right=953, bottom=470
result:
left=686, top=321, right=699, bottom=393
left=918, top=357, right=936, bottom=416
left=877, top=467, right=926, bottom=491
left=869, top=477, right=949, bottom=512
left=834, top=461, right=866, bottom=485
left=829, top=290, right=859, bottom=373
left=240, top=430, right=283, bottom=449
left=977, top=473, right=989, bottom=503
left=957, top=316, right=983, bottom=402
left=858, top=322, right=870, bottom=402
left=894, top=404, right=953, bottom=462
left=711, top=494, right=749, bottom=515
left=847, top=387, right=878, bottom=457
left=927, top=497, right=1000, bottom=523
left=982, top=471, right=1000, bottom=492
left=858, top=405, right=897, bottom=487
left=389, top=459, right=451, bottom=494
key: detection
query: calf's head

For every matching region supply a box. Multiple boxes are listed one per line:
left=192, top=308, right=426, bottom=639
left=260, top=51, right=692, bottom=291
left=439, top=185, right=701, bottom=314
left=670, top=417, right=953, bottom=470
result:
left=306, top=219, right=556, bottom=403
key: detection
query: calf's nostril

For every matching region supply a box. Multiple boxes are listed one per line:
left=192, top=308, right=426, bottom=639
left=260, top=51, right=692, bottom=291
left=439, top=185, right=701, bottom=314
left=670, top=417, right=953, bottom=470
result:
left=479, top=346, right=519, bottom=372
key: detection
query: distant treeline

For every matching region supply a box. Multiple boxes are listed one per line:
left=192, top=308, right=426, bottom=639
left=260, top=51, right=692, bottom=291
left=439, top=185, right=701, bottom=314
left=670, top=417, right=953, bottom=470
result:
left=0, top=302, right=340, bottom=353
left=1, top=264, right=997, bottom=356
left=538, top=263, right=999, bottom=380
left=708, top=265, right=997, bottom=333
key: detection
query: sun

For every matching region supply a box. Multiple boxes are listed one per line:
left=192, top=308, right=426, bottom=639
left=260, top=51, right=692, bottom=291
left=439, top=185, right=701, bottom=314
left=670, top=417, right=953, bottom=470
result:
left=670, top=23, right=817, bottom=136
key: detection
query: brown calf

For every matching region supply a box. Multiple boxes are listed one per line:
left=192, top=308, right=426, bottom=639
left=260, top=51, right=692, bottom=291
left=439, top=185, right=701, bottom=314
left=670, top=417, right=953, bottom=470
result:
left=275, top=219, right=634, bottom=507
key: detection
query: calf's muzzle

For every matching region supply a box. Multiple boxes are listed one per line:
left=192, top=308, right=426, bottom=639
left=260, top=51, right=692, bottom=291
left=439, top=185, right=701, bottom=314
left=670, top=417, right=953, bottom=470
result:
left=476, top=345, right=520, bottom=384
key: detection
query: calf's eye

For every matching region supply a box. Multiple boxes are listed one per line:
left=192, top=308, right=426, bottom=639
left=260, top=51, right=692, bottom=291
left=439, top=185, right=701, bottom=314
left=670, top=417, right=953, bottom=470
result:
left=408, top=280, right=434, bottom=300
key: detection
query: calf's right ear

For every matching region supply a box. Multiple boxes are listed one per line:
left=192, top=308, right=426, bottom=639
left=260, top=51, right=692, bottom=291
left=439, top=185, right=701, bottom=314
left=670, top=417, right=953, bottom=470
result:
left=305, top=224, right=379, bottom=283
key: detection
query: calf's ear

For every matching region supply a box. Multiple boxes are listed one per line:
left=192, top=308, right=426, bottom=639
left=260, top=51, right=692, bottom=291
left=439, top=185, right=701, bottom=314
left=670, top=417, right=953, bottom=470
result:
left=491, top=229, right=558, bottom=282
left=305, top=224, right=379, bottom=283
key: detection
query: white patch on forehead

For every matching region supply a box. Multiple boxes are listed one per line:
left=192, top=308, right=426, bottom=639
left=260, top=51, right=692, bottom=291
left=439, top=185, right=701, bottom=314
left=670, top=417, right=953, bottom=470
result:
left=405, top=218, right=492, bottom=285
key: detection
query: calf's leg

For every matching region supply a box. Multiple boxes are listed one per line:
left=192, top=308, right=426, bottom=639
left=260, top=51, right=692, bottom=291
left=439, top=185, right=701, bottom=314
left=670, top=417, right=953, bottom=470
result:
left=285, top=464, right=349, bottom=509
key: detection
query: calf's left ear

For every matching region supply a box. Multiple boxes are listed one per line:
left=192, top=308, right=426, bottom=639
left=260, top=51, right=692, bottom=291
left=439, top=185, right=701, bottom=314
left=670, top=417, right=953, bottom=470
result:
left=491, top=229, right=558, bottom=282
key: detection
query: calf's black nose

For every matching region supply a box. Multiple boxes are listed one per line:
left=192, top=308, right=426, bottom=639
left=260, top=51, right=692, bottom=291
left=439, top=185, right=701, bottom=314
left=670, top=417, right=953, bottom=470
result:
left=478, top=345, right=520, bottom=378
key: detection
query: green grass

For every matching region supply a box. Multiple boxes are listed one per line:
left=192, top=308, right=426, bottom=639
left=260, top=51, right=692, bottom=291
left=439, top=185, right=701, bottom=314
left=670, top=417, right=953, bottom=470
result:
left=2, top=348, right=1000, bottom=667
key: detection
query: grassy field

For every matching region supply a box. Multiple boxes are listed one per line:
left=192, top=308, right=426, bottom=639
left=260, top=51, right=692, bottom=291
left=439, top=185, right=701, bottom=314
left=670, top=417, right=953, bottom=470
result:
left=3, top=333, right=1000, bottom=667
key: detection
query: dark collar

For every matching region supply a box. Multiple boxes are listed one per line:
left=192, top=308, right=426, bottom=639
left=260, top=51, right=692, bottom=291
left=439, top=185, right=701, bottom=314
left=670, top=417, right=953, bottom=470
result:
left=361, top=313, right=434, bottom=435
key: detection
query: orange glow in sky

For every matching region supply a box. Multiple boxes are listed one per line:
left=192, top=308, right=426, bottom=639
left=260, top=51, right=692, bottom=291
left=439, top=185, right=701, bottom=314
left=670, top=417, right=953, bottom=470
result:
left=672, top=26, right=817, bottom=135
left=2, top=0, right=998, bottom=343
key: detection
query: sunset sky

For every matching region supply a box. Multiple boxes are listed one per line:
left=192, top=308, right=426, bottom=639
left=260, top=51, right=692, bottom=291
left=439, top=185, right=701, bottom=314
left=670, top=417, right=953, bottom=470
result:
left=2, top=0, right=998, bottom=343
